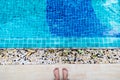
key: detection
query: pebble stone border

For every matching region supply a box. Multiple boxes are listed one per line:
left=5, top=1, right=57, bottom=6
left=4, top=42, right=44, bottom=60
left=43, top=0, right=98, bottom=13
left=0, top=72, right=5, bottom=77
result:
left=0, top=49, right=120, bottom=65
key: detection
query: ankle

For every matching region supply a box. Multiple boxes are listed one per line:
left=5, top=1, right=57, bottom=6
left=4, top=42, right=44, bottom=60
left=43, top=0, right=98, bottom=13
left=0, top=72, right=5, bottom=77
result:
left=63, top=78, right=68, bottom=80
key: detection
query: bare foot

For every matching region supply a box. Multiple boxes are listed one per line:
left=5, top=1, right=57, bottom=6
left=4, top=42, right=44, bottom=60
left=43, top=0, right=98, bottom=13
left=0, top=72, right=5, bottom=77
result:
left=53, top=68, right=60, bottom=80
left=62, top=68, right=68, bottom=80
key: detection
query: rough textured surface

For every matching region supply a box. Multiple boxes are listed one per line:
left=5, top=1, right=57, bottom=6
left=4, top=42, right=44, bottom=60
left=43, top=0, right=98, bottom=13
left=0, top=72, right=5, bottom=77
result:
left=0, top=49, right=120, bottom=65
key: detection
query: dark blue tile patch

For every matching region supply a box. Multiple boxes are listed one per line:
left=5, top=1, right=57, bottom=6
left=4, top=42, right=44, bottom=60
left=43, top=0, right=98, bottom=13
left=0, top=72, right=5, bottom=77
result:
left=46, top=0, right=107, bottom=37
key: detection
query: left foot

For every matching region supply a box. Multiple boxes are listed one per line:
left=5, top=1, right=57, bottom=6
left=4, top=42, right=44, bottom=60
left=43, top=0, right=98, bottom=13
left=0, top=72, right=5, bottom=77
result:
left=53, top=68, right=60, bottom=80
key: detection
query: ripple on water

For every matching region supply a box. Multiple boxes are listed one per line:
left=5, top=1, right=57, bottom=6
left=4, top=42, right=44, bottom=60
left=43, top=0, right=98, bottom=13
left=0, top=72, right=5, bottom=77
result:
left=92, top=0, right=120, bottom=37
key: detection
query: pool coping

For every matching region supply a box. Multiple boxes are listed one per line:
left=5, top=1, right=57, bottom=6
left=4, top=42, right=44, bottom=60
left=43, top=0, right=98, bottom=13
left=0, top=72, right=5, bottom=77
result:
left=0, top=37, right=120, bottom=48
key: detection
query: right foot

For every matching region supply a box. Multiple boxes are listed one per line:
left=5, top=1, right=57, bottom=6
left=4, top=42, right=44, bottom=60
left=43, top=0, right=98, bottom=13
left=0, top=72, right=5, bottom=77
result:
left=53, top=68, right=60, bottom=80
left=62, top=68, right=68, bottom=80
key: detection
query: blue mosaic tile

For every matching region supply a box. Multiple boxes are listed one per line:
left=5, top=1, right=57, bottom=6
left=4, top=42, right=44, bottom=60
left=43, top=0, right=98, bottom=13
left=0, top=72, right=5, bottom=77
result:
left=47, top=0, right=107, bottom=37
left=0, top=0, right=120, bottom=48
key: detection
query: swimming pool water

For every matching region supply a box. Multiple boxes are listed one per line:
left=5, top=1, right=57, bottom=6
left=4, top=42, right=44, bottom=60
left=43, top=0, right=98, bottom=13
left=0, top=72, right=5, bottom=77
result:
left=0, top=0, right=120, bottom=48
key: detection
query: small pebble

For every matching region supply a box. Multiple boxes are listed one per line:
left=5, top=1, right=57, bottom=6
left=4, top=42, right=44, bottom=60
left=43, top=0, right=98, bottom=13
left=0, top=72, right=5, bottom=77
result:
left=0, top=49, right=119, bottom=65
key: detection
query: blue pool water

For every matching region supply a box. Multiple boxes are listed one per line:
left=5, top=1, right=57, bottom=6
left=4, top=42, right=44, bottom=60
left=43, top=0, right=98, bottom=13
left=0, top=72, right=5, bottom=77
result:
left=0, top=0, right=120, bottom=48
